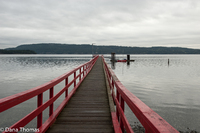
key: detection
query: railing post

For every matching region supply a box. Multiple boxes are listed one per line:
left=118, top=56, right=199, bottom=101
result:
left=74, top=71, right=76, bottom=87
left=116, top=89, right=120, bottom=121
left=108, top=69, right=111, bottom=80
left=88, top=63, right=90, bottom=71
left=111, top=78, right=115, bottom=102
left=65, top=77, right=68, bottom=97
left=85, top=65, right=87, bottom=74
left=120, top=96, right=125, bottom=132
left=111, top=78, right=114, bottom=90
left=37, top=93, right=43, bottom=128
left=86, top=64, right=88, bottom=74
left=79, top=68, right=81, bottom=81
left=83, top=65, right=85, bottom=77
left=49, top=87, right=54, bottom=117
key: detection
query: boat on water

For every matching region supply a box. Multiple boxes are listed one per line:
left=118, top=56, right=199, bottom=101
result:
left=117, top=59, right=127, bottom=62
left=110, top=59, right=135, bottom=62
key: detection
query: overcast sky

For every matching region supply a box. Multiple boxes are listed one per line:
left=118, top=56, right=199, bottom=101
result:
left=0, top=0, right=200, bottom=49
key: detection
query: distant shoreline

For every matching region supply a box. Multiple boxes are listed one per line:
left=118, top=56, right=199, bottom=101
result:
left=0, top=49, right=36, bottom=54
left=4, top=43, right=200, bottom=54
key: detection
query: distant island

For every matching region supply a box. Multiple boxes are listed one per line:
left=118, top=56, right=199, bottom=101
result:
left=4, top=43, right=200, bottom=54
left=0, top=49, right=36, bottom=54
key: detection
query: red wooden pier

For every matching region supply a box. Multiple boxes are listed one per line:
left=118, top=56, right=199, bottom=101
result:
left=0, top=56, right=179, bottom=133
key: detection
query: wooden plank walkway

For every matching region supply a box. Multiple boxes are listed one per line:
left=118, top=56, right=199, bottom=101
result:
left=46, top=57, right=114, bottom=133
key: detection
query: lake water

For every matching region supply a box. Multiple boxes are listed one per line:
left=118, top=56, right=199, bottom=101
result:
left=0, top=54, right=200, bottom=132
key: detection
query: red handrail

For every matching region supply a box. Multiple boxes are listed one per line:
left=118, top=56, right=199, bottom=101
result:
left=0, top=55, right=99, bottom=133
left=102, top=56, right=179, bottom=133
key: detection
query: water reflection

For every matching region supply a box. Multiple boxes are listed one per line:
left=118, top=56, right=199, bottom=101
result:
left=3, top=55, right=90, bottom=67
left=0, top=55, right=92, bottom=97
left=111, top=60, right=116, bottom=69
left=108, top=54, right=200, bottom=132
left=1, top=54, right=200, bottom=132
left=0, top=55, right=92, bottom=129
left=110, top=59, right=132, bottom=70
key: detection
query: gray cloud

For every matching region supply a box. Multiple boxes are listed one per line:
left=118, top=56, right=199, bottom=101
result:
left=0, top=0, right=200, bottom=49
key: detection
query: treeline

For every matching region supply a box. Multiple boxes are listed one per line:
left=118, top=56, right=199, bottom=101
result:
left=5, top=43, right=200, bottom=54
left=0, top=49, right=36, bottom=54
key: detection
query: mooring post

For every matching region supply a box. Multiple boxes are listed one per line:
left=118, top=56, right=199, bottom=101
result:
left=168, top=59, right=170, bottom=66
left=127, top=54, right=130, bottom=65
left=111, top=53, right=116, bottom=62
left=127, top=54, right=130, bottom=61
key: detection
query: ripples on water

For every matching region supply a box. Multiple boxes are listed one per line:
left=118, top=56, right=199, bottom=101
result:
left=0, top=54, right=200, bottom=132
left=108, top=54, right=200, bottom=132
left=0, top=55, right=92, bottom=130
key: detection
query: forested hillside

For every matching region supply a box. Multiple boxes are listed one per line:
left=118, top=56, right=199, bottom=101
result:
left=5, top=43, right=200, bottom=54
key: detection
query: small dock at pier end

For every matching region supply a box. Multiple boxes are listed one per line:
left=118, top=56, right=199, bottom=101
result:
left=0, top=56, right=179, bottom=133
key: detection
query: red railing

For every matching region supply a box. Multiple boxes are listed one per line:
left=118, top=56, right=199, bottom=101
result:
left=102, top=56, right=179, bottom=133
left=0, top=55, right=99, bottom=133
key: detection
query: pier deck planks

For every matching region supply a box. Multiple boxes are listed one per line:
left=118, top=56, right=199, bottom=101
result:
left=46, top=57, right=114, bottom=133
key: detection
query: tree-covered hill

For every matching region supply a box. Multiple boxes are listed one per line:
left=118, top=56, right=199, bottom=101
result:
left=5, top=43, right=200, bottom=54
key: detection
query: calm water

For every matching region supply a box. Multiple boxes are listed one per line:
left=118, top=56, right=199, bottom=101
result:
left=107, top=54, right=200, bottom=132
left=0, top=54, right=92, bottom=132
left=0, top=54, right=200, bottom=132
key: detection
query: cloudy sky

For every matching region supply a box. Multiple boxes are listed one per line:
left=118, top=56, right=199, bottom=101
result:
left=0, top=0, right=200, bottom=49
